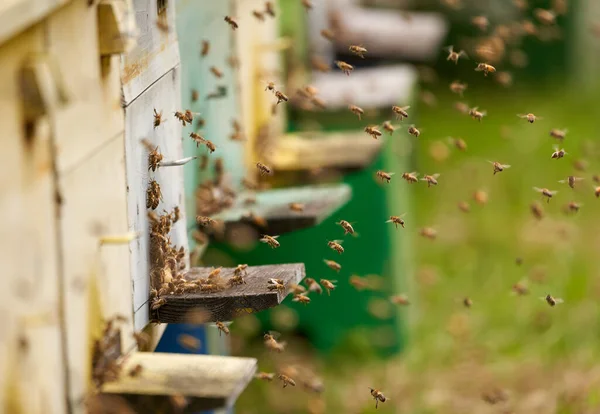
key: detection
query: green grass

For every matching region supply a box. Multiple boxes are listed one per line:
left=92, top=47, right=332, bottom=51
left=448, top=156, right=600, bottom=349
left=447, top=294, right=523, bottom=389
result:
left=234, top=84, right=600, bottom=414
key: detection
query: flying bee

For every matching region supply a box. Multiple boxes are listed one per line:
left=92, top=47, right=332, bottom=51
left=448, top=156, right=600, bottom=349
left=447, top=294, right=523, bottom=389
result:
left=324, top=259, right=341, bottom=272
left=327, top=240, right=344, bottom=254
left=289, top=202, right=305, bottom=212
left=301, top=0, right=313, bottom=10
left=469, top=106, right=487, bottom=121
left=551, top=146, right=567, bottom=159
left=311, top=56, right=331, bottom=72
left=255, top=372, right=275, bottom=381
left=147, top=180, right=162, bottom=210
left=260, top=234, right=280, bottom=248
left=475, top=62, right=496, bottom=76
left=564, top=201, right=582, bottom=214
left=264, top=81, right=275, bottom=92
left=196, top=216, right=217, bottom=227
left=265, top=1, right=276, bottom=17
left=335, top=60, right=353, bottom=76
left=319, top=279, right=336, bottom=295
left=369, top=388, right=387, bottom=409
left=457, top=201, right=470, bottom=213
left=289, top=283, right=306, bottom=295
left=304, top=278, right=323, bottom=294
left=473, top=189, right=488, bottom=205
left=275, top=90, right=288, bottom=104
left=320, top=29, right=335, bottom=41
left=210, top=66, right=223, bottom=78
left=488, top=161, right=511, bottom=175
left=382, top=121, right=395, bottom=135
left=512, top=281, right=529, bottom=296
left=349, top=45, right=367, bottom=58
left=278, top=374, right=296, bottom=388
left=421, top=173, right=440, bottom=187
left=174, top=111, right=189, bottom=126
left=534, top=8, right=556, bottom=25
left=448, top=136, right=467, bottom=151
left=177, top=334, right=202, bottom=352
left=256, top=162, right=273, bottom=175
left=463, top=297, right=473, bottom=308
left=252, top=10, right=265, bottom=21
left=336, top=220, right=355, bottom=235
left=407, top=125, right=421, bottom=137
left=595, top=186, right=600, bottom=198
left=472, top=15, right=489, bottom=31
left=518, top=113, right=542, bottom=123
left=153, top=109, right=163, bottom=128
left=200, top=40, right=210, bottom=56
left=445, top=45, right=468, bottom=64
left=541, top=294, right=563, bottom=307
left=495, top=71, right=513, bottom=87
left=550, top=128, right=568, bottom=141
left=349, top=275, right=370, bottom=290
left=420, top=227, right=437, bottom=240
left=376, top=170, right=395, bottom=183
left=264, top=333, right=286, bottom=352
left=390, top=294, right=410, bottom=305
left=454, top=101, right=470, bottom=114
left=292, top=293, right=311, bottom=304
left=401, top=172, right=419, bottom=183
left=224, top=16, right=238, bottom=30
left=386, top=214, right=406, bottom=229
left=364, top=125, right=382, bottom=139
left=391, top=105, right=410, bottom=120
left=530, top=201, right=544, bottom=220
left=215, top=321, right=230, bottom=336
left=534, top=187, right=558, bottom=203
left=449, top=81, right=467, bottom=97
left=310, top=96, right=327, bottom=110
left=349, top=105, right=364, bottom=120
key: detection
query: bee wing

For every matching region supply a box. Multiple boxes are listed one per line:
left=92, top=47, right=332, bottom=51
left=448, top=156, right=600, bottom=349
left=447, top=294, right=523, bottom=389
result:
left=444, top=45, right=454, bottom=52
left=272, top=235, right=280, bottom=239
left=333, top=239, right=344, bottom=244
left=502, top=164, right=511, bottom=169
left=536, top=116, right=544, bottom=120
left=517, top=114, right=526, bottom=118
left=538, top=296, right=547, bottom=302
left=458, top=50, right=469, bottom=59
left=401, top=105, right=411, bottom=110
left=432, top=173, right=441, bottom=178
left=553, top=144, right=559, bottom=150
left=267, top=330, right=282, bottom=339
left=474, top=65, right=483, bottom=71
left=549, top=190, right=558, bottom=195
left=558, top=179, right=567, bottom=184
left=533, top=187, right=543, bottom=192
left=471, top=106, right=479, bottom=111
left=480, top=111, right=487, bottom=116
left=574, top=177, right=584, bottom=182
left=388, top=172, right=396, bottom=176
left=487, top=160, right=496, bottom=165
left=555, top=298, right=564, bottom=304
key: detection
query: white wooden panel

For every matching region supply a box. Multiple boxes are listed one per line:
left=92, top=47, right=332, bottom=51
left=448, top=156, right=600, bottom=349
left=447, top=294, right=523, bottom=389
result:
left=121, top=0, right=180, bottom=104
left=0, top=25, right=67, bottom=414
left=125, top=68, right=189, bottom=330
left=0, top=0, right=69, bottom=45
left=57, top=134, right=134, bottom=414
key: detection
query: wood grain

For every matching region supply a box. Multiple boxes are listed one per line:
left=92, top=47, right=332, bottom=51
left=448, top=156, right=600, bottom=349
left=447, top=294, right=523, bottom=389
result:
left=212, top=183, right=352, bottom=235
left=102, top=352, right=257, bottom=411
left=152, top=263, right=305, bottom=323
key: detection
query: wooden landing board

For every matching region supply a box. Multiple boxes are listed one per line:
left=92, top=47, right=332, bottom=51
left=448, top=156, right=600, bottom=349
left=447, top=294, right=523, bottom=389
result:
left=102, top=352, right=257, bottom=412
left=268, top=131, right=384, bottom=171
left=152, top=263, right=306, bottom=323
left=212, top=183, right=352, bottom=235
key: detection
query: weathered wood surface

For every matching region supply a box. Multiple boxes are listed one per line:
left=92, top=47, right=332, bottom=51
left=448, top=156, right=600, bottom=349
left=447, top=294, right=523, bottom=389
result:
left=268, top=131, right=384, bottom=171
left=124, top=68, right=189, bottom=331
left=0, top=0, right=70, bottom=45
left=152, top=263, right=306, bottom=323
left=0, top=24, right=67, bottom=414
left=121, top=0, right=180, bottom=105
left=212, top=183, right=352, bottom=235
left=311, top=65, right=418, bottom=109
left=102, top=352, right=257, bottom=411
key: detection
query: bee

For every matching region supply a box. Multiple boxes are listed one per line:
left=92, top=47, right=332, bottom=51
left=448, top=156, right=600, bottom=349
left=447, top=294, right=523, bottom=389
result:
left=289, top=202, right=305, bottom=212
left=337, top=220, right=355, bottom=235
left=260, top=234, right=280, bottom=248
left=304, top=278, right=323, bottom=295
left=151, top=296, right=166, bottom=310
left=457, top=201, right=470, bottom=213
left=518, top=113, right=542, bottom=123
left=199, top=155, right=209, bottom=170
left=255, top=372, right=275, bottom=381
left=391, top=105, right=410, bottom=120
left=448, top=136, right=467, bottom=151
left=174, top=111, right=189, bottom=126
left=320, top=29, right=335, bottom=41
left=386, top=214, right=406, bottom=229
left=349, top=275, right=370, bottom=290
left=595, top=186, right=600, bottom=198
left=390, top=294, right=410, bottom=305
left=156, top=19, right=170, bottom=33
left=264, top=1, right=276, bottom=17
left=265, top=81, right=275, bottom=92
left=473, top=189, right=488, bottom=205
left=177, top=334, right=202, bottom=351
left=196, top=216, right=217, bottom=227
left=210, top=66, right=223, bottom=78
left=289, top=283, right=306, bottom=295
left=376, top=170, right=395, bottom=183
left=292, top=293, right=311, bottom=304
left=534, top=8, right=556, bottom=25
left=327, top=240, right=344, bottom=254
left=564, top=201, right=582, bottom=214
left=267, top=279, right=285, bottom=292
left=449, top=81, right=467, bottom=97
left=323, top=260, right=341, bottom=273
left=275, top=90, right=288, bottom=105
left=312, top=56, right=331, bottom=73
left=256, top=162, right=273, bottom=175
left=190, top=133, right=216, bottom=153
left=278, top=374, right=296, bottom=388
left=224, top=16, right=238, bottom=30
left=234, top=264, right=248, bottom=277
left=364, top=125, right=382, bottom=139
left=153, top=109, right=163, bottom=128
left=420, top=227, right=437, bottom=240
left=128, top=364, right=144, bottom=377
left=252, top=10, right=265, bottom=21
left=512, top=281, right=529, bottom=296
left=215, top=321, right=230, bottom=336
left=421, top=173, right=440, bottom=187
left=228, top=273, right=247, bottom=287
left=475, top=62, right=496, bottom=76
left=574, top=159, right=588, bottom=172
left=171, top=206, right=180, bottom=223
left=320, top=279, right=336, bottom=295
left=551, top=146, right=567, bottom=159
left=208, top=267, right=223, bottom=282
left=301, top=0, right=313, bottom=10
left=488, top=161, right=511, bottom=175
left=310, top=96, right=327, bottom=110
left=145, top=143, right=163, bottom=172
left=382, top=121, right=395, bottom=135
left=533, top=187, right=558, bottom=203
left=445, top=45, right=468, bottom=64
left=495, top=71, right=513, bottom=87
left=407, top=125, right=421, bottom=137
left=264, top=333, right=286, bottom=352
left=469, top=106, right=487, bottom=121
left=200, top=40, right=210, bottom=56
left=369, top=388, right=387, bottom=409
left=349, top=105, right=364, bottom=120
left=147, top=180, right=162, bottom=210
left=335, top=60, right=353, bottom=76
left=463, top=297, right=473, bottom=308
left=401, top=171, right=419, bottom=183
left=550, top=128, right=568, bottom=141
left=349, top=45, right=367, bottom=58
left=472, top=15, right=489, bottom=31
left=191, top=89, right=199, bottom=102
left=530, top=201, right=544, bottom=220
left=541, top=294, right=563, bottom=307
